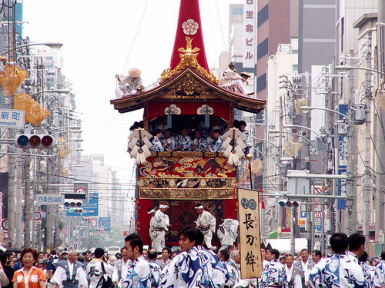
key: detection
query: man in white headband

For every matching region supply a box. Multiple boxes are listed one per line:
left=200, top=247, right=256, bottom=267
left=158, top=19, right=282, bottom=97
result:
left=150, top=203, right=170, bottom=253
left=194, top=203, right=216, bottom=249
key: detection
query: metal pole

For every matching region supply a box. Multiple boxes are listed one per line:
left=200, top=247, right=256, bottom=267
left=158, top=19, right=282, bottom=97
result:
left=375, top=0, right=385, bottom=243
left=23, top=155, right=32, bottom=247
left=362, top=37, right=372, bottom=241
left=7, top=130, right=15, bottom=247
left=291, top=206, right=295, bottom=255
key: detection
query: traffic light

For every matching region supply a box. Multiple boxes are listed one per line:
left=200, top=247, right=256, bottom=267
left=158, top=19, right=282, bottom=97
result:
left=278, top=199, right=299, bottom=207
left=15, top=134, right=55, bottom=149
left=64, top=200, right=83, bottom=213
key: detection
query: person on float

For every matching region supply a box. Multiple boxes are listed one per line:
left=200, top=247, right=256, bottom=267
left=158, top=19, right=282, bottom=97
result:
left=194, top=203, right=216, bottom=249
left=219, top=62, right=254, bottom=96
left=115, top=68, right=144, bottom=98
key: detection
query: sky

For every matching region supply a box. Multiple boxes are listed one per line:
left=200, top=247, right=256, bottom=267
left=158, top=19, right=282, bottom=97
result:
left=22, top=0, right=243, bottom=180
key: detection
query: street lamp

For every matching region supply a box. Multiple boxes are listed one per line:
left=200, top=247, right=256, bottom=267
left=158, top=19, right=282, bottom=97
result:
left=295, top=105, right=357, bottom=235
left=300, top=106, right=354, bottom=124
left=283, top=124, right=321, bottom=137
left=269, top=130, right=313, bottom=145
left=335, top=65, right=385, bottom=75
left=0, top=42, right=63, bottom=56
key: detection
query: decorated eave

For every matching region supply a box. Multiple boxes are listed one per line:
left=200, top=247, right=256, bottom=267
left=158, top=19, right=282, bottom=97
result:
left=111, top=0, right=266, bottom=115
left=110, top=66, right=266, bottom=115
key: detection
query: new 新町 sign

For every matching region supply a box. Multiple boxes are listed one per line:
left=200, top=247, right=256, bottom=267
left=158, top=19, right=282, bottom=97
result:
left=0, top=109, right=25, bottom=128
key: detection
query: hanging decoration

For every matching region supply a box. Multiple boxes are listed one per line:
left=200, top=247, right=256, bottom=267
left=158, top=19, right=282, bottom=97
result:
left=128, top=128, right=153, bottom=164
left=164, top=104, right=181, bottom=128
left=283, top=140, right=304, bottom=157
left=375, top=90, right=385, bottom=111
left=221, top=127, right=246, bottom=165
left=294, top=98, right=308, bottom=114
left=0, top=63, right=28, bottom=97
left=13, top=93, right=50, bottom=126
left=197, top=104, right=213, bottom=127
left=56, top=137, right=71, bottom=159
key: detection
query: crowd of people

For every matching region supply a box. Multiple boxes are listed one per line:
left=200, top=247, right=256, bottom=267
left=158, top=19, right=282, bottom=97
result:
left=259, top=232, right=385, bottom=288
left=3, top=230, right=385, bottom=287
left=148, top=120, right=250, bottom=154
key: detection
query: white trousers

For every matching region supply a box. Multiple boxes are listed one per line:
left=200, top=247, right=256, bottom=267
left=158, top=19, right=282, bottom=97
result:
left=203, top=230, right=213, bottom=249
left=152, top=230, right=165, bottom=253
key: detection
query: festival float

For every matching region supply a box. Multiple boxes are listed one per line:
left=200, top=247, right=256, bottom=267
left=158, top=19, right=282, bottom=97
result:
left=110, top=0, right=266, bottom=246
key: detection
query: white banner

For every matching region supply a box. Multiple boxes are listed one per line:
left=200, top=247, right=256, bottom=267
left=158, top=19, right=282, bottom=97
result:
left=0, top=109, right=25, bottom=128
left=243, top=0, right=256, bottom=68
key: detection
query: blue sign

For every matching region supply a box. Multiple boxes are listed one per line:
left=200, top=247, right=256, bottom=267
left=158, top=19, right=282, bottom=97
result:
left=67, top=192, right=98, bottom=217
left=98, top=217, right=111, bottom=232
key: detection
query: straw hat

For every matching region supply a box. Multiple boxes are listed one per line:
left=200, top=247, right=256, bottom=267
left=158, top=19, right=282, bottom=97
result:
left=240, top=72, right=251, bottom=78
left=128, top=68, right=141, bottom=78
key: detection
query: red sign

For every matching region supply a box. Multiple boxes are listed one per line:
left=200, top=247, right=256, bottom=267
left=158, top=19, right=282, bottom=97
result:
left=75, top=187, right=87, bottom=194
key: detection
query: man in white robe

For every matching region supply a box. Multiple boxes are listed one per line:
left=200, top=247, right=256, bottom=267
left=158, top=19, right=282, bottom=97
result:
left=150, top=204, right=169, bottom=253
left=51, top=250, right=87, bottom=288
left=195, top=203, right=216, bottom=249
left=217, top=218, right=239, bottom=251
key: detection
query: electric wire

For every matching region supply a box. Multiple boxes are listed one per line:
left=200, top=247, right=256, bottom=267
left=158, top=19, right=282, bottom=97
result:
left=121, top=0, right=150, bottom=75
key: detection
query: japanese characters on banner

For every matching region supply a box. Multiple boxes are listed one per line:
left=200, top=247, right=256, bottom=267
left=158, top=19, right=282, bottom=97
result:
left=238, top=188, right=262, bottom=278
left=243, top=0, right=256, bottom=68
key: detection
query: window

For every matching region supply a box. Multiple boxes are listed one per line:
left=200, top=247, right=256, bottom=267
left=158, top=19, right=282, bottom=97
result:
left=257, top=4, right=268, bottom=27
left=257, top=73, right=266, bottom=92
left=257, top=38, right=268, bottom=60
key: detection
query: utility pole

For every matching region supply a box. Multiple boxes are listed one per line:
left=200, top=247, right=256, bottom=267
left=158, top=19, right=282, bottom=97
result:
left=363, top=36, right=372, bottom=241
left=7, top=134, right=15, bottom=247
left=23, top=155, right=32, bottom=247
left=375, top=0, right=385, bottom=243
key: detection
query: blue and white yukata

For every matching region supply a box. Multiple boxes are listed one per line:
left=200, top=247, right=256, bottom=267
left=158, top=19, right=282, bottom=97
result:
left=308, top=253, right=365, bottom=288
left=260, top=259, right=288, bottom=288
left=147, top=260, right=161, bottom=288
left=376, top=259, right=385, bottom=285
left=196, top=246, right=227, bottom=287
left=160, top=136, right=175, bottom=150
left=159, top=246, right=211, bottom=288
left=192, top=138, right=209, bottom=152
left=221, top=260, right=239, bottom=287
left=150, top=136, right=164, bottom=152
left=122, top=256, right=151, bottom=288
left=174, top=135, right=193, bottom=151
left=360, top=260, right=383, bottom=288
left=209, top=137, right=224, bottom=152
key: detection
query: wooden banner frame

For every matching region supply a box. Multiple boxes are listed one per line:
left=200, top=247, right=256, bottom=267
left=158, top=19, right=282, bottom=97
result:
left=238, top=188, right=262, bottom=278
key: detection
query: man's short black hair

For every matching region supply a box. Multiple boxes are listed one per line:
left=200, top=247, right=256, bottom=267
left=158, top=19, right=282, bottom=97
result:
left=239, top=120, right=246, bottom=127
left=348, top=233, right=366, bottom=251
left=162, top=247, right=171, bottom=254
left=125, top=233, right=144, bottom=254
left=358, top=251, right=369, bottom=263
left=219, top=249, right=230, bottom=261
left=330, top=232, right=349, bottom=254
left=268, top=249, right=280, bottom=259
left=312, top=250, right=322, bottom=257
left=179, top=227, right=200, bottom=246
left=228, top=62, right=235, bottom=68
left=147, top=249, right=157, bottom=260
left=94, top=248, right=105, bottom=258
